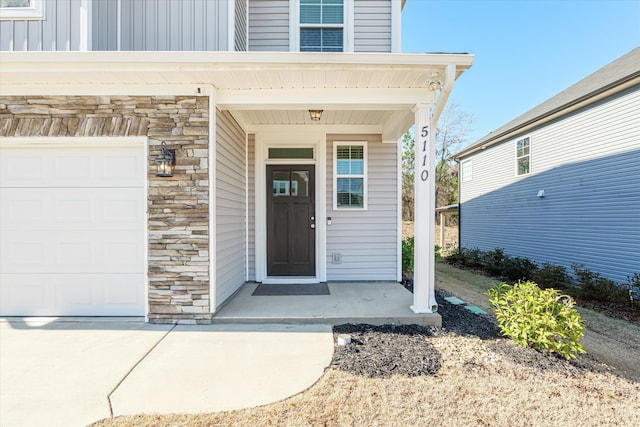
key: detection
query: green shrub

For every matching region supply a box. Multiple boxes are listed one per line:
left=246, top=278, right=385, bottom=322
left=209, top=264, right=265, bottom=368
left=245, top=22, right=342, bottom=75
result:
left=487, top=281, right=586, bottom=359
left=402, top=237, right=414, bottom=274
left=532, top=263, right=570, bottom=289
left=482, top=248, right=508, bottom=276
left=461, top=247, right=484, bottom=268
left=626, top=273, right=640, bottom=305
left=434, top=244, right=442, bottom=260
left=501, top=256, right=539, bottom=283
left=401, top=237, right=442, bottom=274
left=571, top=263, right=630, bottom=304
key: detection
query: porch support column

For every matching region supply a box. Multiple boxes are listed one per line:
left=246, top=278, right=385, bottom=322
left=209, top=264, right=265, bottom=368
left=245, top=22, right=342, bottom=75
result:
left=411, top=103, right=438, bottom=314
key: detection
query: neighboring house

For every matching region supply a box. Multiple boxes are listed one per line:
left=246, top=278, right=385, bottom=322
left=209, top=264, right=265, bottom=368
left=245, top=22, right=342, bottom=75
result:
left=0, top=0, right=473, bottom=323
left=455, top=47, right=640, bottom=284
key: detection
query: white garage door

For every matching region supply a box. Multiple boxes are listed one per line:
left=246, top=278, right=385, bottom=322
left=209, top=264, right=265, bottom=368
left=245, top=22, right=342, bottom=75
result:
left=0, top=143, right=146, bottom=316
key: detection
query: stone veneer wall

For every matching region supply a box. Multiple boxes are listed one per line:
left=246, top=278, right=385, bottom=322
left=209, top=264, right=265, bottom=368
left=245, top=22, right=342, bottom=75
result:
left=0, top=96, right=211, bottom=324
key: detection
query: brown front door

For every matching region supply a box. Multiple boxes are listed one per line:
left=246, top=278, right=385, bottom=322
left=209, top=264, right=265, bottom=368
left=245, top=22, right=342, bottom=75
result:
left=267, top=165, right=315, bottom=276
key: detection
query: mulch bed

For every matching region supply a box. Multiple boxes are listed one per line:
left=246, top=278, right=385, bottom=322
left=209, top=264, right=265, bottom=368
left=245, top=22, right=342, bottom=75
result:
left=331, top=288, right=608, bottom=379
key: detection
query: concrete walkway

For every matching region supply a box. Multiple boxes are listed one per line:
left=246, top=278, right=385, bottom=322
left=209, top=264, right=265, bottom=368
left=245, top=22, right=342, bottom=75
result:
left=0, top=319, right=333, bottom=427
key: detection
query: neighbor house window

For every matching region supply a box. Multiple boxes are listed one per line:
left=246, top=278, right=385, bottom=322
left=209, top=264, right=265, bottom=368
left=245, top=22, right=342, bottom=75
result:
left=0, top=0, right=44, bottom=19
left=516, top=136, right=530, bottom=176
left=461, top=159, right=473, bottom=182
left=300, top=0, right=344, bottom=52
left=334, top=142, right=367, bottom=209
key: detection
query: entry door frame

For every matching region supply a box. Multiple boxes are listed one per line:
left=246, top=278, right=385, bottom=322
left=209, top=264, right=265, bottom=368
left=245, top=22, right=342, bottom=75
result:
left=255, top=131, right=327, bottom=284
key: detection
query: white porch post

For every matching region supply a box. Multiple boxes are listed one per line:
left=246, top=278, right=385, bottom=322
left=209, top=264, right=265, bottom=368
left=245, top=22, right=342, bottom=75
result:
left=411, top=104, right=438, bottom=313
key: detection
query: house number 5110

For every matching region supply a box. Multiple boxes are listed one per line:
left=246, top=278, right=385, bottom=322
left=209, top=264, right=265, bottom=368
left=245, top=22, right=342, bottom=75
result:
left=420, top=125, right=429, bottom=181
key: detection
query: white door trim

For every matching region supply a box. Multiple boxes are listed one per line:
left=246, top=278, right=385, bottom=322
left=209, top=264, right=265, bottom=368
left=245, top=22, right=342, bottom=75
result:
left=255, top=130, right=327, bottom=283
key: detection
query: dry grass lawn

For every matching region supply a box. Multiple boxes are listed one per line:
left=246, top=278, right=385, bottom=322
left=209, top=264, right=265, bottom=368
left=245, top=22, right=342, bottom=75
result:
left=92, top=263, right=640, bottom=427
left=93, top=332, right=640, bottom=427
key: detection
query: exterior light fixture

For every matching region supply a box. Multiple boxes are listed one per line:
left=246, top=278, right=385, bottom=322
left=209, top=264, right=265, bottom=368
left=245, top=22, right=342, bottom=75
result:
left=155, top=141, right=175, bottom=177
left=427, top=80, right=443, bottom=91
left=309, top=110, right=323, bottom=121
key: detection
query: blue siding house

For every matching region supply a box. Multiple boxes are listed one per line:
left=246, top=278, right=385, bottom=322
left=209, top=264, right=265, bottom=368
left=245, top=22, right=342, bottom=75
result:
left=456, top=47, right=640, bottom=284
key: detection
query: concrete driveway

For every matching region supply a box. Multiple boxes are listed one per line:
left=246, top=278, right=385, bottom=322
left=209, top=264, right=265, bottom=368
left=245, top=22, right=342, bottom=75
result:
left=0, top=319, right=333, bottom=427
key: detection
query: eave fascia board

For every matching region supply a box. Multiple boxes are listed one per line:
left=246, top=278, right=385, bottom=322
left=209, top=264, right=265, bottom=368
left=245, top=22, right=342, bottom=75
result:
left=455, top=73, right=640, bottom=160
left=0, top=51, right=474, bottom=71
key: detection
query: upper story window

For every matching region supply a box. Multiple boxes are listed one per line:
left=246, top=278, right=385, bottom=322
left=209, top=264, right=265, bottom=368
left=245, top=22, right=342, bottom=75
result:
left=516, top=136, right=531, bottom=176
left=300, top=0, right=344, bottom=52
left=334, top=142, right=367, bottom=209
left=0, top=0, right=44, bottom=20
left=460, top=159, right=473, bottom=182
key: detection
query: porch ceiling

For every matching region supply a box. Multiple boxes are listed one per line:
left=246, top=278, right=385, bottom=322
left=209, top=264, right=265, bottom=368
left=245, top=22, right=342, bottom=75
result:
left=0, top=51, right=474, bottom=139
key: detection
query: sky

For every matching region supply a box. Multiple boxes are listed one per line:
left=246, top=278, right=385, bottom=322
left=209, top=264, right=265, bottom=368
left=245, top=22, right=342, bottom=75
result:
left=401, top=0, right=640, bottom=145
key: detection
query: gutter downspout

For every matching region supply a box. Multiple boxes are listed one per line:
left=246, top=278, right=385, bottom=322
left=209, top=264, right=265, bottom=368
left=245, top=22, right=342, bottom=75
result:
left=432, top=63, right=456, bottom=124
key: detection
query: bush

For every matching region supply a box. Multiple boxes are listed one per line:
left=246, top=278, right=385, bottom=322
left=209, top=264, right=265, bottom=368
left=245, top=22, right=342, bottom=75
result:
left=487, top=281, right=586, bottom=359
left=401, top=237, right=440, bottom=275
left=571, top=264, right=630, bottom=304
left=482, top=248, right=508, bottom=276
left=501, top=256, right=539, bottom=283
left=402, top=237, right=414, bottom=274
left=532, top=263, right=570, bottom=289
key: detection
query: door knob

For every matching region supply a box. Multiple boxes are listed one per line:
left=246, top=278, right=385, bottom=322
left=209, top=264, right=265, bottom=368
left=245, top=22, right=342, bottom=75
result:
left=310, top=224, right=315, bottom=229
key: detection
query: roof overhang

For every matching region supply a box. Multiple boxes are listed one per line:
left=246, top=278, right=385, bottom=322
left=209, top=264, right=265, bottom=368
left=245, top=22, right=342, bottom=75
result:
left=0, top=51, right=474, bottom=140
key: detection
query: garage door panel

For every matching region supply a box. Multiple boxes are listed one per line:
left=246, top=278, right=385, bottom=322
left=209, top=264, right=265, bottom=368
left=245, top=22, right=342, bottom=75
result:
left=0, top=274, right=145, bottom=316
left=1, top=188, right=145, bottom=231
left=0, top=146, right=144, bottom=188
left=1, top=231, right=144, bottom=274
left=0, top=144, right=146, bottom=316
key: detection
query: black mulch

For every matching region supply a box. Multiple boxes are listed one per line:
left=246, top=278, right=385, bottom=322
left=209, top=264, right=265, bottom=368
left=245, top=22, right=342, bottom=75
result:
left=331, top=288, right=609, bottom=379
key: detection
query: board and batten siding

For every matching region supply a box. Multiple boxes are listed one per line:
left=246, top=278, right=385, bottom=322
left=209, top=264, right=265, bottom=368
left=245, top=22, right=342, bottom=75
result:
left=0, top=0, right=84, bottom=51
left=216, top=109, right=247, bottom=307
left=326, top=134, right=398, bottom=280
left=354, top=0, right=392, bottom=53
left=248, top=0, right=289, bottom=51
left=92, top=0, right=230, bottom=51
left=459, top=86, right=640, bottom=284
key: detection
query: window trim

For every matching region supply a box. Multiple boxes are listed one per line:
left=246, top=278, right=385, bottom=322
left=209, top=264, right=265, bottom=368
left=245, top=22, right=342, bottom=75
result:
left=0, top=0, right=44, bottom=20
left=460, top=159, right=473, bottom=182
left=290, top=0, right=354, bottom=52
left=333, top=141, right=368, bottom=210
left=515, top=135, right=531, bottom=176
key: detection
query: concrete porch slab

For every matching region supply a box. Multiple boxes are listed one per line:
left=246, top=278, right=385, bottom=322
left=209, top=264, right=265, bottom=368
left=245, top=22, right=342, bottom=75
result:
left=212, top=282, right=441, bottom=327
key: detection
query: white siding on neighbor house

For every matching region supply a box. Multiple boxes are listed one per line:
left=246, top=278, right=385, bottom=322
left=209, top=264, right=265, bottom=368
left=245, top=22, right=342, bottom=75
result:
left=326, top=134, right=398, bottom=280
left=354, top=0, right=392, bottom=53
left=459, top=86, right=640, bottom=284
left=247, top=134, right=256, bottom=281
left=248, top=0, right=289, bottom=51
left=115, top=0, right=229, bottom=51
left=216, top=110, right=247, bottom=307
left=235, top=0, right=248, bottom=51
left=0, top=0, right=84, bottom=51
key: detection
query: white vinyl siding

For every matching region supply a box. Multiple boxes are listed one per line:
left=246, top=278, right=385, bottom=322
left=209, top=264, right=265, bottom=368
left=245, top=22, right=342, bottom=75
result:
left=326, top=134, right=397, bottom=280
left=248, top=0, right=289, bottom=51
left=1, top=0, right=82, bottom=51
left=354, top=0, right=392, bottom=52
left=459, top=86, right=640, bottom=284
left=216, top=110, right=247, bottom=307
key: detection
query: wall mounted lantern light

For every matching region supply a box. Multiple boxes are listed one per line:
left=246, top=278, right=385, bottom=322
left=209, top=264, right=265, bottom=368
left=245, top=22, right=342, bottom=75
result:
left=309, top=110, right=323, bottom=121
left=155, top=141, right=175, bottom=177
